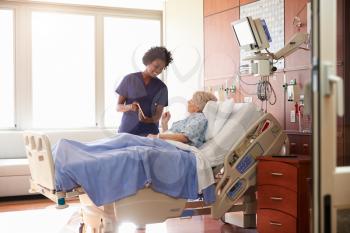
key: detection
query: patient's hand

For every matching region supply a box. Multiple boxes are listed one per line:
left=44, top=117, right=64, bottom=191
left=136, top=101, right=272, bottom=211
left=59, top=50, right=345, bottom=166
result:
left=161, top=112, right=171, bottom=124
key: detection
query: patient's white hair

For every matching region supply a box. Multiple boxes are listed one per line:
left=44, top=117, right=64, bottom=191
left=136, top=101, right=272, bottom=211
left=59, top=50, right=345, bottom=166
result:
left=192, top=91, right=217, bottom=112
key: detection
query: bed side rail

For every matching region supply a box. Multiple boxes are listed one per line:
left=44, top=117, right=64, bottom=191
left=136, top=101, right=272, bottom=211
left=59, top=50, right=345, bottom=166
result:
left=212, top=113, right=288, bottom=219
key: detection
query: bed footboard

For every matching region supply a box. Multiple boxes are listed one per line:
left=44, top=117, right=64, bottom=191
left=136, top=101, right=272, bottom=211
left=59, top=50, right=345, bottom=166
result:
left=23, top=132, right=82, bottom=208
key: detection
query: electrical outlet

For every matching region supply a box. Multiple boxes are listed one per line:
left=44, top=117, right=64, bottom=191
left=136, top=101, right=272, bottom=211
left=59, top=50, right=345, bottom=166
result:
left=244, top=96, right=253, bottom=103
left=290, top=110, right=296, bottom=123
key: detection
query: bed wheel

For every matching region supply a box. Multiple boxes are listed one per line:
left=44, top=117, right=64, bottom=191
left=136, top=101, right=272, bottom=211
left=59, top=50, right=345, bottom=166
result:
left=79, top=223, right=85, bottom=233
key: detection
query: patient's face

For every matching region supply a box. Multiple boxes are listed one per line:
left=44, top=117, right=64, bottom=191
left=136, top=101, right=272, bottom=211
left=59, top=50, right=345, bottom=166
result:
left=187, top=99, right=200, bottom=113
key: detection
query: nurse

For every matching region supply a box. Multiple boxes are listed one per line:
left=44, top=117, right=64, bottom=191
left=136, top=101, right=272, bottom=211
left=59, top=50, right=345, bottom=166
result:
left=116, top=46, right=173, bottom=136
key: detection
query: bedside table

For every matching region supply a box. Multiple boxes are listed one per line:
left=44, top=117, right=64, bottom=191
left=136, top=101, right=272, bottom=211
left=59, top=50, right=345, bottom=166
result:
left=285, top=130, right=312, bottom=155
left=256, top=155, right=311, bottom=233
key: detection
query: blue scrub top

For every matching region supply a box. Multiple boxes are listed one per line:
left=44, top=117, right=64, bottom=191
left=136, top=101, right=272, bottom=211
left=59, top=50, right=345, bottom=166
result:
left=116, top=72, right=168, bottom=136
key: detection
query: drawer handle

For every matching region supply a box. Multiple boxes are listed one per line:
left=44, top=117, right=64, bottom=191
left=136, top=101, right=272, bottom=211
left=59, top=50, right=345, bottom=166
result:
left=270, top=197, right=283, bottom=201
left=270, top=221, right=283, bottom=226
left=271, top=172, right=284, bottom=176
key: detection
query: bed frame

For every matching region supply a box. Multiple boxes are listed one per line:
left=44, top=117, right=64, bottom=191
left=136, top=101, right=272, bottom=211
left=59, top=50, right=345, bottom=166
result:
left=23, top=113, right=288, bottom=232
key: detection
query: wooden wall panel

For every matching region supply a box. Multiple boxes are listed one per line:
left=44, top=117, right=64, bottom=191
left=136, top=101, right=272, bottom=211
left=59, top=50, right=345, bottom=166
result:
left=283, top=0, right=312, bottom=132
left=239, top=0, right=256, bottom=6
left=284, top=0, right=311, bottom=68
left=234, top=73, right=286, bottom=128
left=203, top=0, right=313, bottom=132
left=283, top=69, right=311, bottom=131
left=204, top=0, right=239, bottom=16
left=204, top=8, right=240, bottom=80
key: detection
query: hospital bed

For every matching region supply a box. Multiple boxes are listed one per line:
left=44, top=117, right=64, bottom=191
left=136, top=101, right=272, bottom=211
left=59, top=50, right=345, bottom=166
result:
left=23, top=102, right=288, bottom=233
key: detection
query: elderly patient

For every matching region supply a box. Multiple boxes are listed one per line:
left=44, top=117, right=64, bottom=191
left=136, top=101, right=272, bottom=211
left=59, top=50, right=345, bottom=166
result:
left=148, top=91, right=217, bottom=147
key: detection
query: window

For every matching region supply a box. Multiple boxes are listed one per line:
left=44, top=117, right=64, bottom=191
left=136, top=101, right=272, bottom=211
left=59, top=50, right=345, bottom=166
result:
left=0, top=9, right=15, bottom=128
left=32, top=11, right=95, bottom=128
left=103, top=17, right=161, bottom=127
left=36, top=0, right=164, bottom=10
left=0, top=2, right=162, bottom=131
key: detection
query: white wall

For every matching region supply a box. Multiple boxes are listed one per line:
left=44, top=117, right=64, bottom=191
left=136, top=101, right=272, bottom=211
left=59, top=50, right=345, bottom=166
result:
left=163, top=0, right=204, bottom=123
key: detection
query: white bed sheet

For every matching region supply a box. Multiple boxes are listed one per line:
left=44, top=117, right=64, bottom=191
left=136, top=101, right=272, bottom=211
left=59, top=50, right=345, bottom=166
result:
left=165, top=140, right=215, bottom=193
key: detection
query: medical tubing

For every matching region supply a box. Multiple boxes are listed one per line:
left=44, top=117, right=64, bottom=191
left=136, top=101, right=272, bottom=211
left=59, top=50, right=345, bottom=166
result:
left=256, top=77, right=277, bottom=105
left=236, top=73, right=277, bottom=106
left=268, top=80, right=277, bottom=105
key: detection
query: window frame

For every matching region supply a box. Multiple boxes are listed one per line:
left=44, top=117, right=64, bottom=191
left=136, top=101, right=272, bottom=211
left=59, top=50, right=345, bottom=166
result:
left=0, top=1, right=162, bottom=131
left=0, top=7, right=16, bottom=130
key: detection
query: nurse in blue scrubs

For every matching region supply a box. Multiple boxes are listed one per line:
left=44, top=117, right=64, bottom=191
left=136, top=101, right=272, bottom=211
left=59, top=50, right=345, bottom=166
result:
left=116, top=46, right=173, bottom=136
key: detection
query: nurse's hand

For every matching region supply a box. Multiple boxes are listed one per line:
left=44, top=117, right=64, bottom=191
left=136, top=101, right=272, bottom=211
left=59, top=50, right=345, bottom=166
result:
left=138, top=109, right=147, bottom=122
left=128, top=102, right=139, bottom=112
left=147, top=134, right=158, bottom=139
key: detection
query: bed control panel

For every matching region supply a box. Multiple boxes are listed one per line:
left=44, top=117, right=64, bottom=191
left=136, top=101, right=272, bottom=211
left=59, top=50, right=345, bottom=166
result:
left=227, top=180, right=244, bottom=200
left=236, top=155, right=255, bottom=174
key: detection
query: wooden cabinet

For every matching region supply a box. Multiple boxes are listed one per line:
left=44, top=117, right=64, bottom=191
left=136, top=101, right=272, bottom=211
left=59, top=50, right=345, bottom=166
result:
left=285, top=131, right=311, bottom=155
left=257, top=155, right=311, bottom=233
left=204, top=7, right=240, bottom=81
left=203, top=0, right=240, bottom=83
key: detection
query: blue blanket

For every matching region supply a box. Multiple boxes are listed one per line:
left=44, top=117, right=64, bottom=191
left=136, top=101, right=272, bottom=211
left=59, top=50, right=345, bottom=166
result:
left=52, top=133, right=215, bottom=206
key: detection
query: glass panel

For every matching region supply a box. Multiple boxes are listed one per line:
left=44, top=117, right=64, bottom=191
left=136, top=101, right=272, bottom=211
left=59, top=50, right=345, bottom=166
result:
left=336, top=0, right=349, bottom=166
left=103, top=17, right=160, bottom=128
left=0, top=10, right=15, bottom=128
left=37, top=0, right=164, bottom=10
left=32, top=11, right=95, bottom=128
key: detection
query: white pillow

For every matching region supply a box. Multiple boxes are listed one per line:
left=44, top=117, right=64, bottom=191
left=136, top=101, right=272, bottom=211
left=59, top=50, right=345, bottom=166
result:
left=212, top=100, right=234, bottom=137
left=202, top=101, right=218, bottom=140
left=200, top=103, right=262, bottom=167
left=202, top=99, right=234, bottom=141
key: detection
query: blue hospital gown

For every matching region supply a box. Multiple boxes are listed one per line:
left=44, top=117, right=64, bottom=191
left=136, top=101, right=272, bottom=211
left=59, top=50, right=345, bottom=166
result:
left=170, top=113, right=208, bottom=148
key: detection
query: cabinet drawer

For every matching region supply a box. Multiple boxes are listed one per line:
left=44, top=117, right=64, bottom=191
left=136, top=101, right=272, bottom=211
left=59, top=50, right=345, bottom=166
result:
left=257, top=209, right=296, bottom=233
left=287, top=133, right=311, bottom=155
left=257, top=185, right=297, bottom=217
left=257, top=161, right=298, bottom=191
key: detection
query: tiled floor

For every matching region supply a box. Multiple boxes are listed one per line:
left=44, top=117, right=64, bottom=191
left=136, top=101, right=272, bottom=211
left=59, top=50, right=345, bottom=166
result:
left=0, top=198, right=257, bottom=233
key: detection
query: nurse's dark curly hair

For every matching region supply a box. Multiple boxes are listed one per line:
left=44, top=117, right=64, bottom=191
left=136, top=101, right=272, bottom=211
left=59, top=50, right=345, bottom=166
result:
left=142, top=46, right=173, bottom=68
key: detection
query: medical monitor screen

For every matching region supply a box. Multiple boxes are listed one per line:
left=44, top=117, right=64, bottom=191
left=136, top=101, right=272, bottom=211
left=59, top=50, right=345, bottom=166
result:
left=261, top=19, right=272, bottom=43
left=232, top=18, right=256, bottom=47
